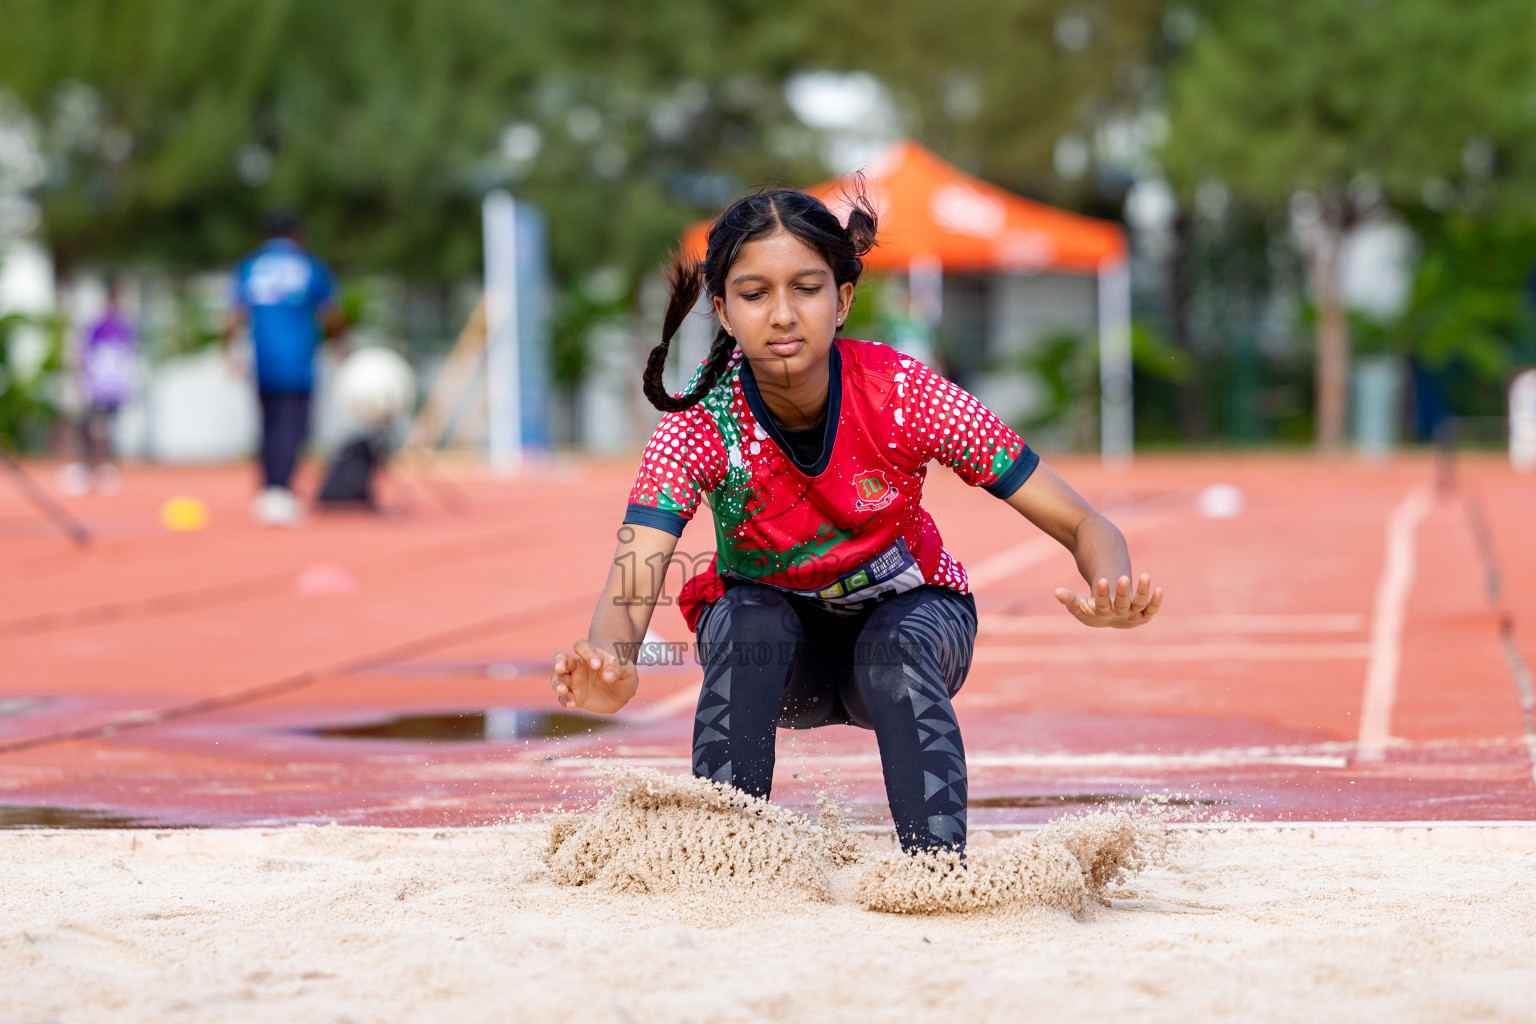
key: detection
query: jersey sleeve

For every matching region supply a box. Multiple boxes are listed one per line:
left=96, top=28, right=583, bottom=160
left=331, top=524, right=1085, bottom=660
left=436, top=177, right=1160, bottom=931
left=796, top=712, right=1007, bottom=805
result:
left=229, top=260, right=250, bottom=312
left=623, top=408, right=728, bottom=536
left=309, top=257, right=335, bottom=307
left=899, top=358, right=1039, bottom=498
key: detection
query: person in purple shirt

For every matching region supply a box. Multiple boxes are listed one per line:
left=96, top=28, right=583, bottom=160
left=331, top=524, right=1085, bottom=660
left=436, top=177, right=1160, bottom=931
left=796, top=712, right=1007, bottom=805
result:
left=62, top=278, right=137, bottom=496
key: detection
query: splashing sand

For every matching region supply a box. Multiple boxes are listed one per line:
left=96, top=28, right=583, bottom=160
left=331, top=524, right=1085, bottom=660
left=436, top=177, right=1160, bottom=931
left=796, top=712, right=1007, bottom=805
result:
left=546, top=769, right=1174, bottom=916
left=859, top=806, right=1176, bottom=914
left=545, top=768, right=835, bottom=900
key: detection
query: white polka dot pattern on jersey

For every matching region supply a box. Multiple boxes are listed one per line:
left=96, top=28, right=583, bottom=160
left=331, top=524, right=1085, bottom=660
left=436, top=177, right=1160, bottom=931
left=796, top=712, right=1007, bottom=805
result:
left=893, top=355, right=1026, bottom=486
left=625, top=340, right=1029, bottom=601
left=627, top=404, right=728, bottom=516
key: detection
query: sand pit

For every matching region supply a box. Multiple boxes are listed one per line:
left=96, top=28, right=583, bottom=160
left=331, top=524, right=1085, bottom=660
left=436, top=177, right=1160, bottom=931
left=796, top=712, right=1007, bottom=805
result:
left=3, top=804, right=1535, bottom=1022
left=541, top=769, right=1170, bottom=917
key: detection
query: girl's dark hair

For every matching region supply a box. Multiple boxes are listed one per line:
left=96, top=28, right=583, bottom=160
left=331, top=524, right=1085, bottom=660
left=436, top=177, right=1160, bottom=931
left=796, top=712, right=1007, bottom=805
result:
left=644, top=187, right=878, bottom=412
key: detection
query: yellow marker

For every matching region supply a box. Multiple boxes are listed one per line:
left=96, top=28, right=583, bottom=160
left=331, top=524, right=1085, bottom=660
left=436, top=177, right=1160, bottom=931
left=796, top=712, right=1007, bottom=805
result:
left=160, top=496, right=210, bottom=532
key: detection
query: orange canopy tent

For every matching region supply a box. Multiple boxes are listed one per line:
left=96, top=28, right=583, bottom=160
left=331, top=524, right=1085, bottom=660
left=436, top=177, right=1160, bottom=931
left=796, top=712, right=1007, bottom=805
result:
left=681, top=139, right=1125, bottom=274
left=679, top=140, right=1134, bottom=462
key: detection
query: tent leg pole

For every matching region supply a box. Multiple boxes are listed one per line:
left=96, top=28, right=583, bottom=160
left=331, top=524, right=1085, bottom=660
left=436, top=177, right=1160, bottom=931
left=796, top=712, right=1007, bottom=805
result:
left=1097, top=258, right=1133, bottom=468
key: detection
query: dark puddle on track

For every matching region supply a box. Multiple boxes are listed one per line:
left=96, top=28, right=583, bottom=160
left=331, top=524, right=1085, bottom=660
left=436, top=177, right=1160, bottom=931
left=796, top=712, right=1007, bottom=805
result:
left=970, top=793, right=1229, bottom=808
left=0, top=805, right=162, bottom=829
left=301, top=708, right=622, bottom=743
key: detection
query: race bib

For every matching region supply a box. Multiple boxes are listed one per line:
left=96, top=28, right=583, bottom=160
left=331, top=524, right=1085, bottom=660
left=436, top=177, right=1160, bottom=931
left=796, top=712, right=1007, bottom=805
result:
left=721, top=537, right=926, bottom=613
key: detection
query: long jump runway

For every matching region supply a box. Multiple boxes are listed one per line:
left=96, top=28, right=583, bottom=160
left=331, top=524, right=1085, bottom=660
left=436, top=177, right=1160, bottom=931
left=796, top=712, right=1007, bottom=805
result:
left=1, top=453, right=1533, bottom=830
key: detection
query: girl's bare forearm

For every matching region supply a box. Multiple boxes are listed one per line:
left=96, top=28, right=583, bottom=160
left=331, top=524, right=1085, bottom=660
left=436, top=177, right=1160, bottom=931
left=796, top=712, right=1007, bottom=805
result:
left=583, top=523, right=680, bottom=657
left=1072, top=514, right=1132, bottom=585
left=586, top=585, right=652, bottom=654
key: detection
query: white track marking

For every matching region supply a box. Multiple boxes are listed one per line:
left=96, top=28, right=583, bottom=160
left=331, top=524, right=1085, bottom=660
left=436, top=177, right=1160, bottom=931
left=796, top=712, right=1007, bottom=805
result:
left=1498, top=632, right=1536, bottom=786
left=1356, top=485, right=1435, bottom=764
left=631, top=684, right=701, bottom=722
left=966, top=513, right=1167, bottom=590
left=972, top=642, right=1370, bottom=663
left=546, top=751, right=1348, bottom=770
left=244, top=821, right=1536, bottom=836
left=915, top=821, right=1536, bottom=839
left=979, top=613, right=1366, bottom=635
left=965, top=536, right=1064, bottom=588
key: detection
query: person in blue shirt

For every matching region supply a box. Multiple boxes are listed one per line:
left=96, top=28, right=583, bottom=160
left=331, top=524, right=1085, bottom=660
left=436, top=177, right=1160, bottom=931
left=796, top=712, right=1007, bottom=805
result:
left=221, top=213, right=344, bottom=526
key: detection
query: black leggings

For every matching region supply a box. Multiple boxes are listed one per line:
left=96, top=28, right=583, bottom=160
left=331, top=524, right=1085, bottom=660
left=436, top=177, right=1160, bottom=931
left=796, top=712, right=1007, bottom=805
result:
left=692, top=583, right=977, bottom=854
left=258, top=392, right=311, bottom=489
left=79, top=403, right=119, bottom=466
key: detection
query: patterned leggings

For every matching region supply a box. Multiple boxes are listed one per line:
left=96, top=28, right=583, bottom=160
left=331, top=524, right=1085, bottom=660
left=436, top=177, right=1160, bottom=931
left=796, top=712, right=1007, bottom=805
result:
left=692, top=583, right=977, bottom=854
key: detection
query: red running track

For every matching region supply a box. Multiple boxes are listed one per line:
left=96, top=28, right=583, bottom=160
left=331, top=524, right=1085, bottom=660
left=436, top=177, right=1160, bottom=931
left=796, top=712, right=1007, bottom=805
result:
left=0, top=452, right=1532, bottom=828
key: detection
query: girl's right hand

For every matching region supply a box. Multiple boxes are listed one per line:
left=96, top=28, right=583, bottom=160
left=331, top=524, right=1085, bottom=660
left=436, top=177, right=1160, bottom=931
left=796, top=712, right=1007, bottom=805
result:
left=551, top=638, right=638, bottom=715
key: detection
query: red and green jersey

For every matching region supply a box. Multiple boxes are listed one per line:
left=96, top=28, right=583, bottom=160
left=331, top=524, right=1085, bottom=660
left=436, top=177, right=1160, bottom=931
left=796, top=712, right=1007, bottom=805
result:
left=624, top=338, right=1038, bottom=629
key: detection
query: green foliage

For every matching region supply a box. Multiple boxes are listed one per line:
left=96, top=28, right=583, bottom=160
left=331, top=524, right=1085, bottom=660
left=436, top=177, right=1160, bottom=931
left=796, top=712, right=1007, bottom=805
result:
left=1391, top=215, right=1536, bottom=415
left=1009, top=323, right=1195, bottom=443
left=841, top=274, right=885, bottom=341
left=1397, top=216, right=1536, bottom=374
left=0, top=0, right=1183, bottom=286
left=0, top=0, right=828, bottom=282
left=1163, top=0, right=1535, bottom=210
left=1010, top=330, right=1088, bottom=433
left=552, top=280, right=629, bottom=390
left=1159, top=0, right=1536, bottom=444
left=818, top=0, right=1167, bottom=206
left=1132, top=320, right=1191, bottom=383
left=0, top=311, right=63, bottom=450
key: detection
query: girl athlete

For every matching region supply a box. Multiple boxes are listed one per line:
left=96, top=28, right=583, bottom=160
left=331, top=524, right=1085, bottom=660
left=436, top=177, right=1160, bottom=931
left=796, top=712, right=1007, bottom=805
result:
left=552, top=189, right=1162, bottom=855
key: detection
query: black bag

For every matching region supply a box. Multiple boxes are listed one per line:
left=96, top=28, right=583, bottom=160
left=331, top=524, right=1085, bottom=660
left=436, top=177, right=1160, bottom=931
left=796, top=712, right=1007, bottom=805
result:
left=317, top=434, right=384, bottom=508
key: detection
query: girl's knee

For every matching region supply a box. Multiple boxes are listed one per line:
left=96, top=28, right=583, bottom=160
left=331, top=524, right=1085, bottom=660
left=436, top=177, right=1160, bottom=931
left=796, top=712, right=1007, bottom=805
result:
left=858, top=591, right=975, bottom=692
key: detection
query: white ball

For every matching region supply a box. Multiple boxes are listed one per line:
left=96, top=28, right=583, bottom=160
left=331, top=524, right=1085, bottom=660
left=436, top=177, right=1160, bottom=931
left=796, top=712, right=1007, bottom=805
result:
left=335, top=347, right=416, bottom=429
left=1196, top=483, right=1245, bottom=519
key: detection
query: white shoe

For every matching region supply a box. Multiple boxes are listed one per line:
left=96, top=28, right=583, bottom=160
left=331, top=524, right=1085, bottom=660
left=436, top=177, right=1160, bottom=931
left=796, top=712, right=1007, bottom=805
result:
left=253, top=487, right=303, bottom=527
left=59, top=463, right=91, bottom=497
left=94, top=464, right=121, bottom=496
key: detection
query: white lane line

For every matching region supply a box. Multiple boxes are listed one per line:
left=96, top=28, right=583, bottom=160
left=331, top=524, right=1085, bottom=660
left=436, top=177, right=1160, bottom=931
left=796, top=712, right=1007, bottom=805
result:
left=972, top=642, right=1371, bottom=663
left=969, top=752, right=1348, bottom=768
left=545, top=752, right=1349, bottom=770
left=631, top=683, right=701, bottom=721
left=965, top=536, right=1063, bottom=589
left=979, top=613, right=1367, bottom=635
left=967, top=513, right=1167, bottom=590
left=213, top=820, right=1536, bottom=837
left=1356, top=485, right=1435, bottom=764
left=1498, top=631, right=1536, bottom=786
left=883, top=821, right=1536, bottom=838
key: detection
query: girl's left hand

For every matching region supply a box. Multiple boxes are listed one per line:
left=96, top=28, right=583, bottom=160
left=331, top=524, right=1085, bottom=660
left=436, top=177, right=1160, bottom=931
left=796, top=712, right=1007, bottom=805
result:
left=1054, top=574, right=1162, bottom=629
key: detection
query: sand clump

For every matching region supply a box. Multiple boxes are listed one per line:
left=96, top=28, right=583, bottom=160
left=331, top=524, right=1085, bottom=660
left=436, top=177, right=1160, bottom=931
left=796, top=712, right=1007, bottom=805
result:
left=857, top=835, right=1095, bottom=914
left=544, top=768, right=836, bottom=900
left=858, top=806, right=1176, bottom=915
left=545, top=768, right=1175, bottom=916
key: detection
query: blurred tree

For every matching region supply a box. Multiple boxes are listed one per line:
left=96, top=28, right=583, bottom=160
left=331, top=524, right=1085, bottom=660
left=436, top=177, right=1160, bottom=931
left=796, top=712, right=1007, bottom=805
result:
left=818, top=0, right=1167, bottom=208
left=0, top=311, right=63, bottom=449
left=0, top=0, right=531, bottom=274
left=1162, top=0, right=1535, bottom=448
left=0, top=0, right=826, bottom=285
left=1394, top=214, right=1536, bottom=425
left=0, top=0, right=1183, bottom=281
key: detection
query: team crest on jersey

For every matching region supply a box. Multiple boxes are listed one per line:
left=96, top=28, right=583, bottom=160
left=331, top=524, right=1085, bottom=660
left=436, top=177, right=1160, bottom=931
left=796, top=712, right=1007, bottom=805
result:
left=853, top=470, right=896, bottom=512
